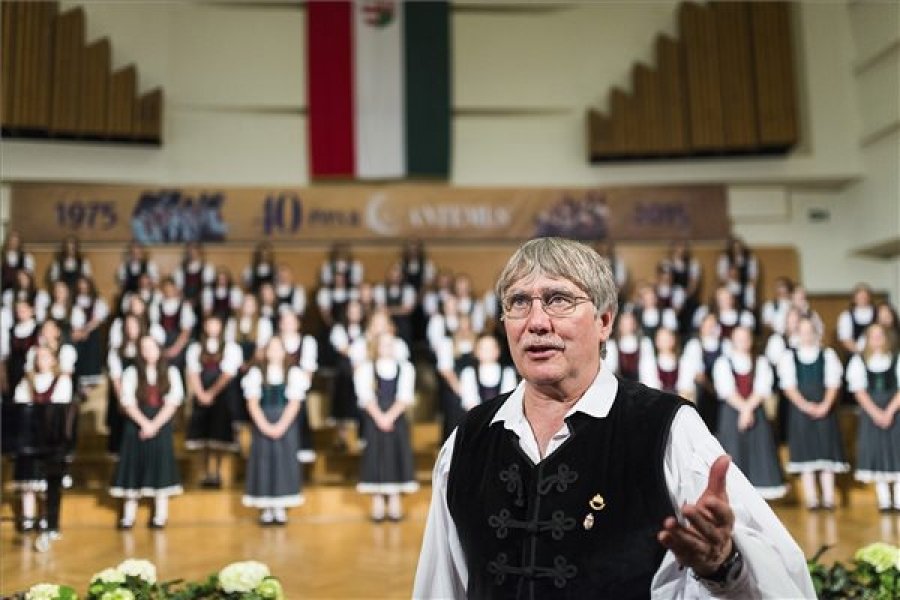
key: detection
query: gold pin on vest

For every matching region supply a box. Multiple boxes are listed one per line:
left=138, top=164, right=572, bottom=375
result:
left=583, top=513, right=595, bottom=530
left=589, top=494, right=605, bottom=511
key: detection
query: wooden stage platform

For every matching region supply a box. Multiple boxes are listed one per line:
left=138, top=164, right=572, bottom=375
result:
left=2, top=485, right=900, bottom=597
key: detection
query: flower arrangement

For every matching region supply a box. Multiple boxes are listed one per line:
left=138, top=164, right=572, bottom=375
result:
left=809, top=542, right=900, bottom=599
left=13, top=561, right=283, bottom=600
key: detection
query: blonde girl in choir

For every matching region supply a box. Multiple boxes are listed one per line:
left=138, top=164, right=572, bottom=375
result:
left=12, top=346, right=73, bottom=537
left=644, top=327, right=692, bottom=396
left=777, top=317, right=848, bottom=510
left=355, top=331, right=418, bottom=522
left=110, top=336, right=184, bottom=529
left=242, top=336, right=309, bottom=525
left=847, top=323, right=900, bottom=512
left=712, top=326, right=786, bottom=499
left=458, top=334, right=518, bottom=412
left=277, top=310, right=318, bottom=464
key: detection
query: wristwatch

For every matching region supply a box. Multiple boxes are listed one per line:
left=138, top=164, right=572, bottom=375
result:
left=695, top=545, right=743, bottom=587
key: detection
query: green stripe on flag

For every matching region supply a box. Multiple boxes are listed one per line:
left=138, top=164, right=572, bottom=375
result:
left=404, top=1, right=451, bottom=178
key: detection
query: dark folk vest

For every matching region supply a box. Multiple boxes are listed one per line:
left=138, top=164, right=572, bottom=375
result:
left=448, top=381, right=683, bottom=599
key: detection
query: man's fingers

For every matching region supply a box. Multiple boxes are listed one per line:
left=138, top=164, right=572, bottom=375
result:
left=682, top=505, right=725, bottom=548
left=704, top=455, right=731, bottom=501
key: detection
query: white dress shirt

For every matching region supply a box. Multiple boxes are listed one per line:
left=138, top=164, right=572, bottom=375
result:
left=413, top=367, right=814, bottom=599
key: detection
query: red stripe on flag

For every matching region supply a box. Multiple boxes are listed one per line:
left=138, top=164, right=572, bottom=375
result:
left=307, top=1, right=355, bottom=178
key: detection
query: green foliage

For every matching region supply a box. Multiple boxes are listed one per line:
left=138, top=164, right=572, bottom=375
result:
left=808, top=544, right=900, bottom=600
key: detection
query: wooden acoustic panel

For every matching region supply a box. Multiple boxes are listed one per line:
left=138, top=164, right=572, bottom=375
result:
left=108, top=65, right=136, bottom=139
left=80, top=38, right=110, bottom=137
left=135, top=88, right=163, bottom=143
left=750, top=1, right=798, bottom=148
left=1, top=1, right=19, bottom=126
left=50, top=8, right=85, bottom=134
left=588, top=1, right=798, bottom=161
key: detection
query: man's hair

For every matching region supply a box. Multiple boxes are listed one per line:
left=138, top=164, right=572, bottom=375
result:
left=495, top=237, right=618, bottom=318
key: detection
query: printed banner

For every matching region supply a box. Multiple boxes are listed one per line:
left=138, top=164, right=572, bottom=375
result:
left=9, top=183, right=729, bottom=243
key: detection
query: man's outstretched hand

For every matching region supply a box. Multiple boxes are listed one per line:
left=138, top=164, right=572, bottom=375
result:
left=657, top=455, right=736, bottom=578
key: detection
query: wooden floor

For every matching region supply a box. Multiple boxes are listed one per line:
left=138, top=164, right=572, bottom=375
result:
left=2, top=485, right=900, bottom=597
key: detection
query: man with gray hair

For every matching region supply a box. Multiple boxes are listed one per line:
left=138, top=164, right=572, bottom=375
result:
left=413, top=238, right=814, bottom=598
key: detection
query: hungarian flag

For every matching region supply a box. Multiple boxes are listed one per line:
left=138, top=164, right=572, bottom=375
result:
left=307, top=1, right=451, bottom=180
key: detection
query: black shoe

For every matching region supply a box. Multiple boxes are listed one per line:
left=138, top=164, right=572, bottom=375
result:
left=370, top=514, right=385, bottom=524
left=200, top=476, right=222, bottom=489
left=387, top=513, right=404, bottom=523
left=148, top=518, right=166, bottom=529
left=820, top=503, right=836, bottom=512
left=878, top=506, right=893, bottom=514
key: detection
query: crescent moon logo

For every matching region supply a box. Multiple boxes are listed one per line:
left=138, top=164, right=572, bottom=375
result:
left=366, top=193, right=399, bottom=236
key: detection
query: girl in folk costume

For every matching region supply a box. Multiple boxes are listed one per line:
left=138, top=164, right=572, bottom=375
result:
left=151, top=278, right=196, bottom=370
left=3, top=300, right=41, bottom=402
left=108, top=294, right=165, bottom=352
left=107, top=314, right=144, bottom=456
left=349, top=308, right=411, bottom=373
left=320, top=241, right=364, bottom=288
left=243, top=241, right=277, bottom=294
left=660, top=240, right=702, bottom=338
left=458, top=333, right=517, bottom=412
left=680, top=313, right=731, bottom=433
left=278, top=311, right=318, bottom=464
left=3, top=269, right=49, bottom=321
left=274, top=265, right=307, bottom=319
left=229, top=295, right=272, bottom=428
left=644, top=327, right=692, bottom=395
left=47, top=235, right=91, bottom=291
left=761, top=276, right=795, bottom=335
left=631, top=283, right=679, bottom=346
left=355, top=332, right=418, bottom=522
left=316, top=270, right=360, bottom=329
left=399, top=239, right=434, bottom=344
left=712, top=326, right=786, bottom=499
left=242, top=336, right=309, bottom=525
left=451, top=274, right=486, bottom=335
left=422, top=269, right=455, bottom=320
left=426, top=294, right=462, bottom=356
left=328, top=300, right=366, bottom=450
left=716, top=235, right=758, bottom=312
left=185, top=315, right=243, bottom=487
left=693, top=285, right=756, bottom=340
left=173, top=242, right=215, bottom=313
left=27, top=319, right=78, bottom=378
left=435, top=313, right=478, bottom=441
left=847, top=324, right=900, bottom=512
left=110, top=336, right=184, bottom=529
left=202, top=267, right=243, bottom=322
left=374, top=262, right=417, bottom=347
left=116, top=242, right=159, bottom=297
left=12, top=346, right=73, bottom=537
left=357, top=281, right=377, bottom=318
left=790, top=284, right=825, bottom=333
left=1, top=230, right=35, bottom=291
left=257, top=282, right=281, bottom=331
left=765, top=307, right=801, bottom=444
left=46, top=280, right=74, bottom=342
left=71, top=275, right=109, bottom=389
left=837, top=283, right=876, bottom=354
left=594, top=240, right=628, bottom=306
left=120, top=272, right=161, bottom=316
left=605, top=310, right=654, bottom=383
left=777, top=317, right=848, bottom=510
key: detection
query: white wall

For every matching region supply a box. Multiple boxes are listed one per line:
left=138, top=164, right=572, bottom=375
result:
left=1, top=1, right=897, bottom=300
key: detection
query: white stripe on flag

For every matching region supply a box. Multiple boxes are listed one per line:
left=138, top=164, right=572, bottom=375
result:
left=354, top=0, right=406, bottom=179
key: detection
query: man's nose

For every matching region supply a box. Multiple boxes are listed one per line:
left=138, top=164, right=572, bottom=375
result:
left=525, top=298, right=552, bottom=332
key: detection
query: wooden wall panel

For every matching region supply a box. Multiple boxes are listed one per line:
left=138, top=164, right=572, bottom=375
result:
left=609, top=88, right=629, bottom=156
left=713, top=1, right=758, bottom=149
left=108, top=65, right=136, bottom=138
left=135, top=88, right=163, bottom=143
left=587, top=110, right=613, bottom=159
left=50, top=8, right=85, bottom=135
left=750, top=2, right=798, bottom=148
left=80, top=38, right=110, bottom=137
left=1, top=1, right=19, bottom=127
left=680, top=2, right=724, bottom=151
left=655, top=35, right=689, bottom=154
left=632, top=64, right=656, bottom=153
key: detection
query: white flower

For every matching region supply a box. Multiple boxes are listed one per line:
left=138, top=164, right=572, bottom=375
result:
left=25, top=584, right=61, bottom=600
left=218, top=561, right=271, bottom=593
left=90, top=568, right=125, bottom=585
left=116, top=559, right=157, bottom=584
left=100, top=591, right=134, bottom=600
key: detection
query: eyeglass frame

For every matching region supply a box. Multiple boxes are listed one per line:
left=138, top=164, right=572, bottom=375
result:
left=500, top=292, right=595, bottom=320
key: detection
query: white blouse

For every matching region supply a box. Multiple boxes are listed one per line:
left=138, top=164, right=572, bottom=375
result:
left=185, top=339, right=242, bottom=375
left=241, top=365, right=309, bottom=402
left=777, top=346, right=843, bottom=390
left=120, top=365, right=184, bottom=406
left=458, top=363, right=518, bottom=410
left=846, top=353, right=900, bottom=393
left=14, top=372, right=73, bottom=403
left=713, top=354, right=773, bottom=400
left=354, top=359, right=416, bottom=407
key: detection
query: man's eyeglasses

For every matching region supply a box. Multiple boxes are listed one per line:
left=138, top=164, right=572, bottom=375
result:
left=501, top=292, right=593, bottom=319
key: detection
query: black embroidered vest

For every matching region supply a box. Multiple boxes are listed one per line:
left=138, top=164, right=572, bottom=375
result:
left=448, top=380, right=683, bottom=599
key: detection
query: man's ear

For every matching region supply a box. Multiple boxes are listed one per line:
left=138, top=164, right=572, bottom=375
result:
left=596, top=309, right=615, bottom=340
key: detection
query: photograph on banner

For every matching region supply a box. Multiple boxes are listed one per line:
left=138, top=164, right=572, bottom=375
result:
left=9, top=183, right=728, bottom=243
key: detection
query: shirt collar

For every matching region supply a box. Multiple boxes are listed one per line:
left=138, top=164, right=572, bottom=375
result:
left=490, top=365, right=619, bottom=430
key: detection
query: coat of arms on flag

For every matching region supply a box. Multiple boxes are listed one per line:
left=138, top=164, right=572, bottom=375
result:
left=306, top=1, right=451, bottom=180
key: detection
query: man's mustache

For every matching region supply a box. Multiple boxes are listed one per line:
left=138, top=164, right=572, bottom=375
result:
left=521, top=338, right=565, bottom=351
